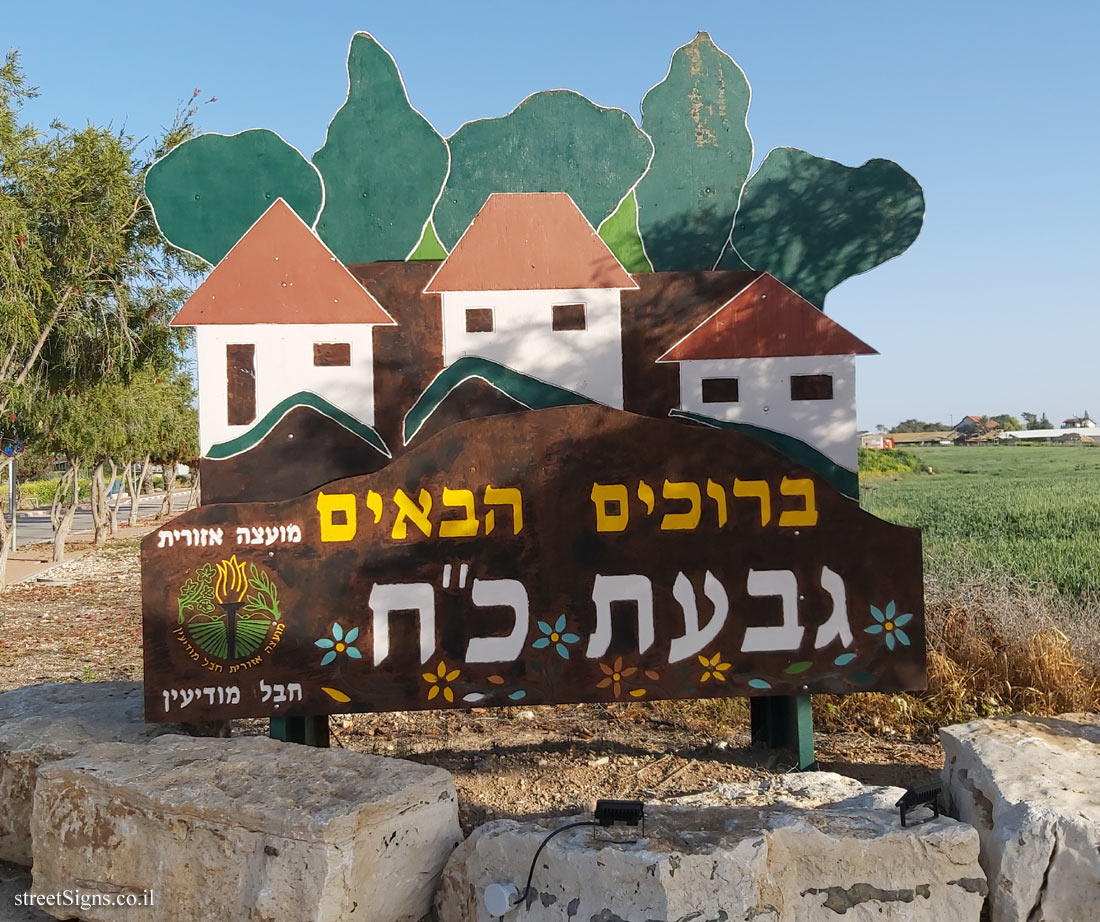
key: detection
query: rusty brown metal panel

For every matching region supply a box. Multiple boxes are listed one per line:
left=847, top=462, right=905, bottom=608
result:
left=200, top=405, right=390, bottom=505
left=143, top=406, right=923, bottom=723
left=621, top=271, right=759, bottom=417
left=464, top=308, right=494, bottom=333
left=551, top=303, right=586, bottom=331
left=351, top=261, right=444, bottom=457
left=312, top=343, right=351, bottom=366
left=225, top=344, right=256, bottom=426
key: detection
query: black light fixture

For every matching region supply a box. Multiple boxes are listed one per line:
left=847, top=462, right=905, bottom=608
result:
left=896, top=782, right=942, bottom=827
left=594, top=799, right=645, bottom=830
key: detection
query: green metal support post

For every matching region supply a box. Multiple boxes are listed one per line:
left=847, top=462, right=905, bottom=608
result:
left=270, top=715, right=330, bottom=747
left=750, top=694, right=816, bottom=770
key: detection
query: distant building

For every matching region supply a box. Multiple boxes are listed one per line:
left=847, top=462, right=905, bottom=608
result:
left=860, top=433, right=895, bottom=450
left=1062, top=415, right=1095, bottom=429
left=952, top=415, right=999, bottom=435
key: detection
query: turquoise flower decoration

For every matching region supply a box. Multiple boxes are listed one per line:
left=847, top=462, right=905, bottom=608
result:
left=865, top=602, right=913, bottom=650
left=315, top=622, right=362, bottom=666
left=532, top=615, right=580, bottom=659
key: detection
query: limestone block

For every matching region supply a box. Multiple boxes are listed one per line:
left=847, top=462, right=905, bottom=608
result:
left=438, top=799, right=984, bottom=921
left=712, top=770, right=908, bottom=811
left=0, top=682, right=190, bottom=866
left=941, top=713, right=1100, bottom=922
left=31, top=735, right=462, bottom=922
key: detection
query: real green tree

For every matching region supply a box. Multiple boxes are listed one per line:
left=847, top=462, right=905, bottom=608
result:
left=0, top=52, right=200, bottom=582
left=891, top=419, right=947, bottom=433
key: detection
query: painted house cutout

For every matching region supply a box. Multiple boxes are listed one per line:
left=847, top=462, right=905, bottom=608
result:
left=171, top=198, right=395, bottom=455
left=658, top=273, right=877, bottom=470
left=425, top=193, right=639, bottom=408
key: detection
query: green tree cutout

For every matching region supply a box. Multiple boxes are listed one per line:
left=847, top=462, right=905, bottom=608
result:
left=144, top=129, right=323, bottom=265
left=722, top=148, right=925, bottom=308
left=433, top=91, right=652, bottom=251
left=313, top=33, right=449, bottom=264
left=636, top=32, right=752, bottom=271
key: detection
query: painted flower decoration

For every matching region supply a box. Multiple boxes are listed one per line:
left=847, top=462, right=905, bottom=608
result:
left=597, top=657, right=637, bottom=698
left=865, top=602, right=913, bottom=650
left=315, top=622, right=362, bottom=665
left=423, top=660, right=461, bottom=702
left=196, top=563, right=215, bottom=582
left=698, top=652, right=732, bottom=683
left=532, top=615, right=580, bottom=659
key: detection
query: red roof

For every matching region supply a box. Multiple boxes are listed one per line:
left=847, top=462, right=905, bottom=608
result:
left=171, top=199, right=394, bottom=327
left=424, top=193, right=638, bottom=293
left=657, top=274, right=876, bottom=362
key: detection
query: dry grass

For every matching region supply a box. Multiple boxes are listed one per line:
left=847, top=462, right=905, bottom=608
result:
left=815, top=571, right=1100, bottom=738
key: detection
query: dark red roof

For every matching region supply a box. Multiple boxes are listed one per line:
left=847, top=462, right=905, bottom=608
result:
left=424, top=193, right=638, bottom=293
left=172, top=199, right=394, bottom=327
left=657, top=273, right=876, bottom=361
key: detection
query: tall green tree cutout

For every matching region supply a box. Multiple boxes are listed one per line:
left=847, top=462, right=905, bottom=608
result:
left=313, top=33, right=449, bottom=264
left=145, top=129, right=323, bottom=265
left=636, top=32, right=752, bottom=272
left=721, top=148, right=925, bottom=307
left=433, top=91, right=652, bottom=251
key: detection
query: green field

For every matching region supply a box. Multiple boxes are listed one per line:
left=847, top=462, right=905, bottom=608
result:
left=860, top=445, right=1100, bottom=600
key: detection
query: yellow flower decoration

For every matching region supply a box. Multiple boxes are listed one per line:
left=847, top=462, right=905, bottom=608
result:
left=422, top=659, right=461, bottom=703
left=698, top=652, right=732, bottom=683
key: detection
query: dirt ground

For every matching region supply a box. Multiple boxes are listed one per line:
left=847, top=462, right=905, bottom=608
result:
left=0, top=531, right=943, bottom=832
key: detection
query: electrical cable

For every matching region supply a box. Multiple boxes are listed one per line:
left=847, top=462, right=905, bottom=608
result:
left=515, top=820, right=597, bottom=911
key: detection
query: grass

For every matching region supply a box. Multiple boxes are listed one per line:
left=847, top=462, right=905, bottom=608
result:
left=822, top=445, right=1100, bottom=737
left=861, top=445, right=1100, bottom=600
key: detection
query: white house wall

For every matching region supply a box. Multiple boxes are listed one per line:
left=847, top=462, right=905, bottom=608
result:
left=678, top=355, right=857, bottom=470
left=440, top=289, right=624, bottom=408
left=196, top=324, right=376, bottom=455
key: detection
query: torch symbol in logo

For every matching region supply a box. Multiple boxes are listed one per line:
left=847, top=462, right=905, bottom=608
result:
left=214, top=555, right=249, bottom=660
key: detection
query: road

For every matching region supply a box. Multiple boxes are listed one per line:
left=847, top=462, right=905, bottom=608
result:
left=7, top=493, right=192, bottom=550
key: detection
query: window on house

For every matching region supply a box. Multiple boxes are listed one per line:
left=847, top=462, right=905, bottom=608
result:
left=465, top=308, right=494, bottom=333
left=226, top=344, right=256, bottom=426
left=552, top=303, right=586, bottom=331
left=313, top=343, right=351, bottom=366
left=701, top=378, right=739, bottom=403
left=790, top=374, right=833, bottom=400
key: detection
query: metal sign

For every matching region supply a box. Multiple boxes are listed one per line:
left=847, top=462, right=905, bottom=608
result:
left=142, top=407, right=924, bottom=722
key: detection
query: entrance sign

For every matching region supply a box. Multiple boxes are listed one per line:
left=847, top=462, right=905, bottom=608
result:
left=140, top=31, right=927, bottom=728
left=142, top=407, right=923, bottom=722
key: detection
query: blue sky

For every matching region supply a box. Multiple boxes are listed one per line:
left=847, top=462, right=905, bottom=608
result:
left=7, top=1, right=1099, bottom=428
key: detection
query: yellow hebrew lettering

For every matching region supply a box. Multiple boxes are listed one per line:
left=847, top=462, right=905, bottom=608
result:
left=661, top=480, right=701, bottom=530
left=778, top=477, right=819, bottom=527
left=366, top=490, right=384, bottom=524
left=440, top=487, right=479, bottom=537
left=706, top=478, right=728, bottom=527
left=484, top=485, right=524, bottom=535
left=637, top=480, right=655, bottom=515
left=590, top=483, right=630, bottom=532
left=392, top=489, right=433, bottom=539
left=317, top=491, right=357, bottom=542
left=733, top=478, right=771, bottom=526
